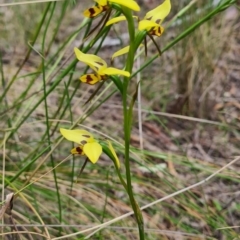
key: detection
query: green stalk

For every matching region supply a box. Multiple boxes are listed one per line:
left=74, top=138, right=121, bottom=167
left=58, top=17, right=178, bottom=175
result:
left=121, top=7, right=145, bottom=240
left=41, top=2, right=62, bottom=230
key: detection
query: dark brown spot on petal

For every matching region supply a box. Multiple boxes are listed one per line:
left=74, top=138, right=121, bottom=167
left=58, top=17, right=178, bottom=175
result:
left=86, top=75, right=93, bottom=83
left=157, top=27, right=162, bottom=35
left=88, top=5, right=106, bottom=18
left=95, top=61, right=105, bottom=66
left=80, top=140, right=87, bottom=145
left=82, top=135, right=91, bottom=138
left=100, top=75, right=108, bottom=80
left=146, top=17, right=152, bottom=21
left=149, top=26, right=162, bottom=36
left=76, top=147, right=83, bottom=154
left=89, top=8, right=96, bottom=17
left=155, top=19, right=161, bottom=24
left=102, top=5, right=109, bottom=11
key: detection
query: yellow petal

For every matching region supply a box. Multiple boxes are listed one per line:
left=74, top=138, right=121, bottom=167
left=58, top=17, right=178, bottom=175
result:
left=80, top=74, right=101, bottom=85
left=109, top=0, right=140, bottom=11
left=112, top=44, right=144, bottom=59
left=106, top=15, right=138, bottom=27
left=100, top=67, right=130, bottom=77
left=107, top=141, right=120, bottom=169
left=144, top=0, right=171, bottom=24
left=60, top=128, right=95, bottom=145
left=83, top=5, right=104, bottom=18
left=106, top=16, right=127, bottom=26
left=74, top=48, right=107, bottom=72
left=138, top=19, right=160, bottom=32
left=71, top=146, right=84, bottom=155
left=83, top=142, right=102, bottom=164
left=112, top=46, right=130, bottom=59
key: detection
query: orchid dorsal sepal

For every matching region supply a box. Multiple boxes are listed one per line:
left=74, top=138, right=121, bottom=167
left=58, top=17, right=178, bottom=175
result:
left=144, top=0, right=171, bottom=24
left=60, top=128, right=95, bottom=144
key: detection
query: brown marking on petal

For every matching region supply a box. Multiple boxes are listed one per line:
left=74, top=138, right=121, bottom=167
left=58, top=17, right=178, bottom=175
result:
left=88, top=5, right=103, bottom=18
left=76, top=147, right=83, bottom=154
left=149, top=26, right=162, bottom=36
left=100, top=75, right=108, bottom=80
left=155, top=19, right=161, bottom=24
left=157, top=27, right=162, bottom=36
left=84, top=74, right=101, bottom=85
left=149, top=27, right=155, bottom=35
left=80, top=140, right=87, bottom=145
left=102, top=5, right=109, bottom=11
left=146, top=17, right=152, bottom=21
left=95, top=61, right=105, bottom=66
left=86, top=75, right=94, bottom=84
left=89, top=7, right=96, bottom=17
left=82, top=134, right=91, bottom=138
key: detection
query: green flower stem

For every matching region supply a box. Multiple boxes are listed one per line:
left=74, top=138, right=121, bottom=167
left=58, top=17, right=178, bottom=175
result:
left=41, top=1, right=62, bottom=231
left=122, top=7, right=145, bottom=240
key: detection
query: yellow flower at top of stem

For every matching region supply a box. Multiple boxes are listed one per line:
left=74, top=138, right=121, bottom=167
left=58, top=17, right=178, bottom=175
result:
left=74, top=48, right=130, bottom=85
left=84, top=0, right=140, bottom=18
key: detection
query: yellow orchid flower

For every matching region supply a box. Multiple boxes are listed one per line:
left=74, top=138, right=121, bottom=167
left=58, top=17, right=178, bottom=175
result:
left=138, top=0, right=171, bottom=36
left=84, top=0, right=140, bottom=18
left=60, top=128, right=102, bottom=164
left=74, top=47, right=130, bottom=84
left=144, top=0, right=171, bottom=24
left=60, top=128, right=121, bottom=168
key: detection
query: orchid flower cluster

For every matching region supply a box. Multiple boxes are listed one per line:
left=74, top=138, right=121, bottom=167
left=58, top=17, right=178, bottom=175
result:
left=60, top=0, right=171, bottom=165
left=60, top=0, right=171, bottom=166
left=60, top=1, right=171, bottom=238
